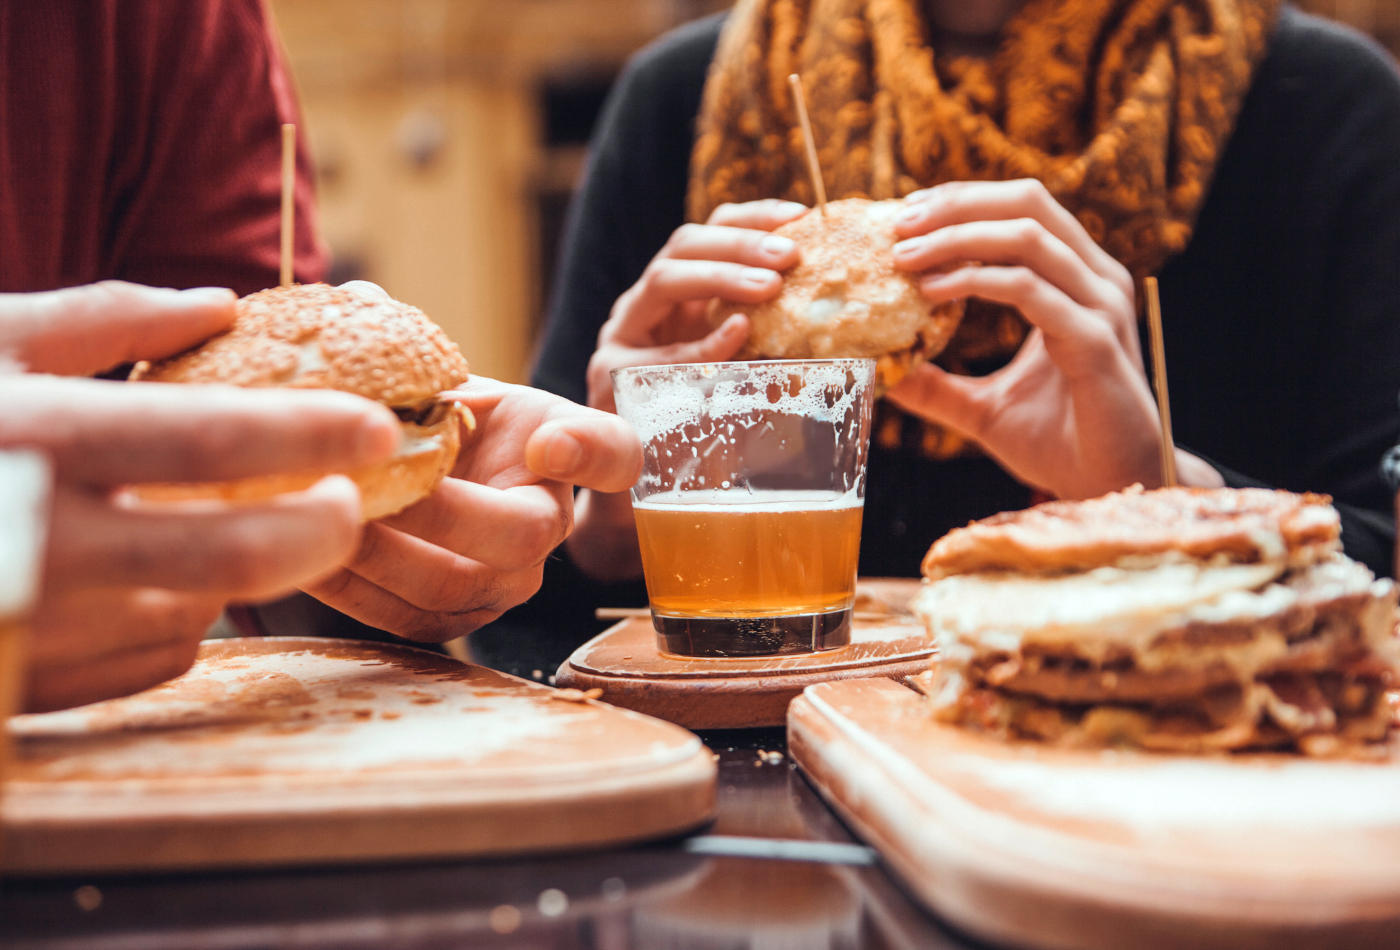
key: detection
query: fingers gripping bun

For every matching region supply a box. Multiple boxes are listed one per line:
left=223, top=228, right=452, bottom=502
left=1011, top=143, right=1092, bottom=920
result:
left=709, top=198, right=963, bottom=388
left=351, top=400, right=468, bottom=520
left=132, top=283, right=472, bottom=519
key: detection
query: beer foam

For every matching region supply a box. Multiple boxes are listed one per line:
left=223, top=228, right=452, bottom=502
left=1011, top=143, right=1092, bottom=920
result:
left=613, top=359, right=874, bottom=444
left=634, top=487, right=863, bottom=511
left=0, top=450, right=51, bottom=616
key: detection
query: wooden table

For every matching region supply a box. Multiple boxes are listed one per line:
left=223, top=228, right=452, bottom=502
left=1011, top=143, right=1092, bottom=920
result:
left=1, top=728, right=983, bottom=949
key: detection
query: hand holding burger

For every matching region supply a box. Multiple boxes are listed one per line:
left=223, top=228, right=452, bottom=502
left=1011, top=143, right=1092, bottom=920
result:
left=0, top=281, right=400, bottom=712
left=132, top=281, right=473, bottom=519
left=149, top=280, right=647, bottom=644
left=709, top=197, right=965, bottom=388
left=886, top=179, right=1223, bottom=497
left=303, top=372, right=644, bottom=642
left=584, top=198, right=808, bottom=414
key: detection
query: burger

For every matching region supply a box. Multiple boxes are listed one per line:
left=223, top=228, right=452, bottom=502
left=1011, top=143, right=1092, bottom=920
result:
left=131, top=283, right=472, bottom=520
left=912, top=485, right=1400, bottom=756
left=709, top=197, right=962, bottom=388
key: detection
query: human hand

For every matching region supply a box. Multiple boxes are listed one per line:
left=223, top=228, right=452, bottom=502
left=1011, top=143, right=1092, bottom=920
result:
left=5, top=375, right=399, bottom=712
left=585, top=199, right=806, bottom=413
left=0, top=280, right=237, bottom=375
left=887, top=180, right=1222, bottom=499
left=0, top=281, right=402, bottom=712
left=301, top=377, right=642, bottom=642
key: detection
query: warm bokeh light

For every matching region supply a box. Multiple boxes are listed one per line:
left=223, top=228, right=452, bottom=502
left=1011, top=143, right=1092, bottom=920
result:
left=269, top=0, right=726, bottom=383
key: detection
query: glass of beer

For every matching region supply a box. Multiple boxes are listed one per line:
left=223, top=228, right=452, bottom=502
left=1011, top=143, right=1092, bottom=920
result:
left=0, top=449, right=51, bottom=863
left=612, top=358, right=876, bottom=658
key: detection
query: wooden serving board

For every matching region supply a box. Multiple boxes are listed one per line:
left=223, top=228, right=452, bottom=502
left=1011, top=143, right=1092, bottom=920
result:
left=2, top=638, right=716, bottom=875
left=789, top=677, right=1400, bottom=950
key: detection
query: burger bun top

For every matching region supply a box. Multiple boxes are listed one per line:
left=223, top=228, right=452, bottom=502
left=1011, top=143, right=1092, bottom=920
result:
left=710, top=198, right=962, bottom=386
left=135, top=282, right=469, bottom=408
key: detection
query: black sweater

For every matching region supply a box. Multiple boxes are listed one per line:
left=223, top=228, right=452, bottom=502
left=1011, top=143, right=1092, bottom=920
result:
left=499, top=7, right=1400, bottom=671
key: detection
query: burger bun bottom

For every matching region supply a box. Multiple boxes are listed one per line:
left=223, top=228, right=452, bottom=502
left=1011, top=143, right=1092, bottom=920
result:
left=134, top=407, right=468, bottom=521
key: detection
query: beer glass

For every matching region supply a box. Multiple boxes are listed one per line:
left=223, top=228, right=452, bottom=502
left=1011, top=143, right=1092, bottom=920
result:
left=612, top=358, right=876, bottom=658
left=0, top=450, right=51, bottom=863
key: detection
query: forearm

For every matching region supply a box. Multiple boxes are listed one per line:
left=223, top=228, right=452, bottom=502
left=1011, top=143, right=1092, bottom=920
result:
left=565, top=489, right=644, bottom=582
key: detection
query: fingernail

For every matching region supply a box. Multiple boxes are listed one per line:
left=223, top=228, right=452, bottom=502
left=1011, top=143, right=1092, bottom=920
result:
left=543, top=432, right=584, bottom=477
left=905, top=189, right=933, bottom=203
left=178, top=287, right=237, bottom=308
left=893, top=236, right=927, bottom=257
left=896, top=205, right=924, bottom=227
left=741, top=268, right=778, bottom=287
left=759, top=235, right=796, bottom=258
left=772, top=200, right=808, bottom=214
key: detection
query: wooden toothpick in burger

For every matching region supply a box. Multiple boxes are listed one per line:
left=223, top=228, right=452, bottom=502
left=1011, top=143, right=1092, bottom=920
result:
left=280, top=122, right=296, bottom=288
left=1144, top=276, right=1177, bottom=488
left=787, top=73, right=828, bottom=219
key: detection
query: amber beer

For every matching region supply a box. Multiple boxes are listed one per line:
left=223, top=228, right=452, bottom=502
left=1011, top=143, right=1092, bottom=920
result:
left=635, top=489, right=863, bottom=656
left=614, top=357, right=876, bottom=657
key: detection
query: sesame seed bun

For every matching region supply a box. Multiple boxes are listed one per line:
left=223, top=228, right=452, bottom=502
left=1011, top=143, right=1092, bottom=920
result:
left=131, top=283, right=472, bottom=520
left=709, top=198, right=963, bottom=388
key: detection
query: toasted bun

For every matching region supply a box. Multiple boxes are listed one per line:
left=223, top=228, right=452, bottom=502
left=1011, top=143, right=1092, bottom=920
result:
left=710, top=198, right=962, bottom=388
left=133, top=283, right=472, bottom=519
left=921, top=485, right=1342, bottom=580
left=136, top=283, right=469, bottom=403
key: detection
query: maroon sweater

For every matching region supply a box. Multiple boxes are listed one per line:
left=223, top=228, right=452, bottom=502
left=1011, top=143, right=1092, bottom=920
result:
left=0, top=0, right=326, bottom=295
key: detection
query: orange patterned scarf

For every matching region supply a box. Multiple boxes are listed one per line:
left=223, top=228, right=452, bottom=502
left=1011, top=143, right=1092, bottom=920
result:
left=688, top=0, right=1280, bottom=457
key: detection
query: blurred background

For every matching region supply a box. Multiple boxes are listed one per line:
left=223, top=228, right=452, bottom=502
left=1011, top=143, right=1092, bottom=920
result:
left=268, top=0, right=1400, bottom=384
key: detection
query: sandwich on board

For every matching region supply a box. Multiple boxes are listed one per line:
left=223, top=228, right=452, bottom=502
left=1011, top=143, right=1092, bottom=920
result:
left=913, top=485, right=1400, bottom=756
left=132, top=283, right=472, bottom=520
left=710, top=197, right=963, bottom=388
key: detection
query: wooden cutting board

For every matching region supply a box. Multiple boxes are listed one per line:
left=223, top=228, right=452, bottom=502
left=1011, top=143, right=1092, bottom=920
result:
left=789, top=676, right=1400, bottom=950
left=2, top=638, right=716, bottom=875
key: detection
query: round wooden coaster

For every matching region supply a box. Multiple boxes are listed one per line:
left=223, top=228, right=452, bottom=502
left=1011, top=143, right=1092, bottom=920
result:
left=555, top=579, right=934, bottom=730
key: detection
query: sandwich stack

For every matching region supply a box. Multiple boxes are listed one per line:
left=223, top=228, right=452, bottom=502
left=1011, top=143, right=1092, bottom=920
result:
left=913, top=485, right=1399, bottom=755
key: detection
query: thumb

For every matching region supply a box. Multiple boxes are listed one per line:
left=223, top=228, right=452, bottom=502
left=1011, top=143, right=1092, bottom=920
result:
left=526, top=414, right=643, bottom=494
left=652, top=313, right=750, bottom=366
left=0, top=281, right=235, bottom=376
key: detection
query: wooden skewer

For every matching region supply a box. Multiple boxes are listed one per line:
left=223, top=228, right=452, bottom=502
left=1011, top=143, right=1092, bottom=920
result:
left=1144, top=276, right=1177, bottom=488
left=280, top=123, right=296, bottom=287
left=787, top=73, right=827, bottom=218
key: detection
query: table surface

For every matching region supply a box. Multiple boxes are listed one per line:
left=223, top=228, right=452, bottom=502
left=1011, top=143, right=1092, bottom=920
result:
left=2, top=726, right=989, bottom=950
